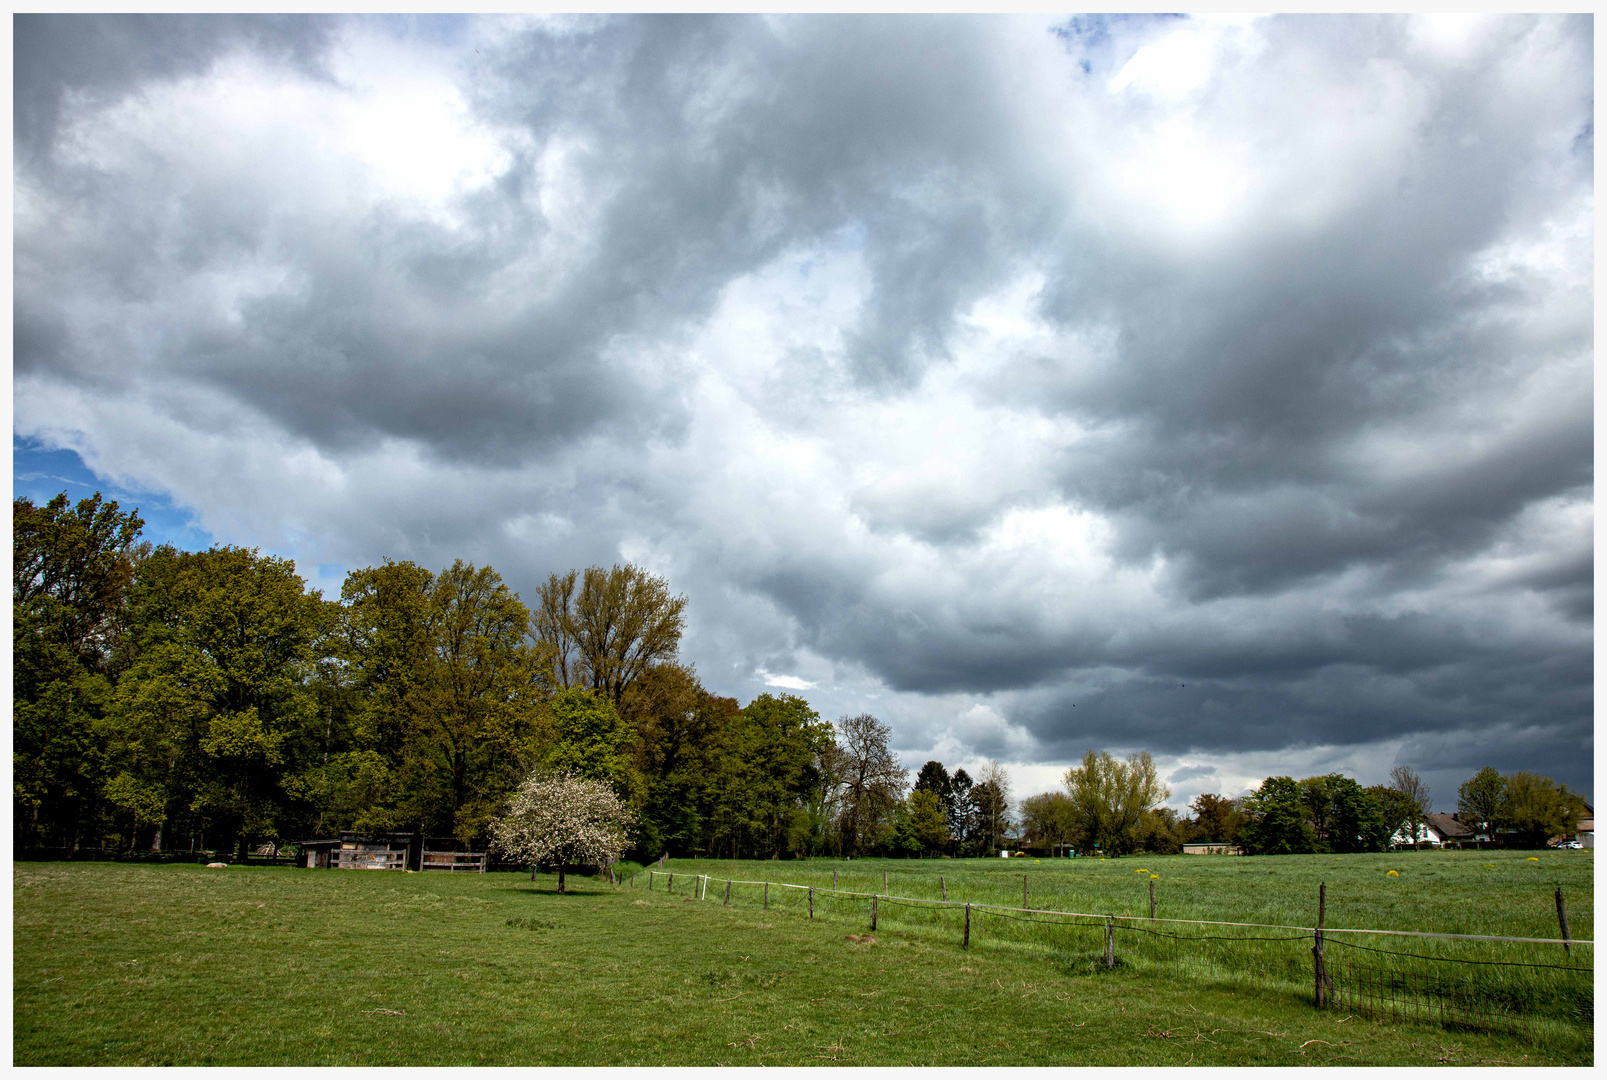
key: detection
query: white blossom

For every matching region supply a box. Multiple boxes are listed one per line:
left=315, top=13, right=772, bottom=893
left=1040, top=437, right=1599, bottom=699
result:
left=489, top=770, right=633, bottom=875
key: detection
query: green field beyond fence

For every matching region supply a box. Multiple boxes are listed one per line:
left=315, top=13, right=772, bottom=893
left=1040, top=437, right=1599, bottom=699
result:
left=12, top=851, right=1593, bottom=1066
left=644, top=850, right=1594, bottom=1039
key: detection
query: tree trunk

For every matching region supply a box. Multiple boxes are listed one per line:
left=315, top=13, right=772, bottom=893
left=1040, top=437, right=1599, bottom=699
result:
left=558, top=864, right=566, bottom=893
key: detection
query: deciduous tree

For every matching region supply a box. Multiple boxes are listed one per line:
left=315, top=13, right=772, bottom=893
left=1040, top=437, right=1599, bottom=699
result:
left=1138, top=806, right=1187, bottom=854
left=570, top=564, right=688, bottom=706
left=973, top=761, right=1013, bottom=855
left=1388, top=766, right=1432, bottom=849
left=1322, top=775, right=1389, bottom=853
left=112, top=545, right=325, bottom=857
left=489, top=770, right=633, bottom=893
left=1187, top=793, right=1244, bottom=844
left=1456, top=767, right=1506, bottom=834
left=625, top=664, right=738, bottom=858
left=1061, top=750, right=1168, bottom=856
left=1019, top=791, right=1076, bottom=851
left=1367, top=783, right=1416, bottom=844
left=336, top=560, right=549, bottom=843
left=713, top=694, right=835, bottom=859
left=1494, top=771, right=1585, bottom=848
left=1237, top=776, right=1317, bottom=855
left=13, top=492, right=145, bottom=848
left=533, top=569, right=582, bottom=689
left=543, top=687, right=639, bottom=799
left=833, top=713, right=906, bottom=855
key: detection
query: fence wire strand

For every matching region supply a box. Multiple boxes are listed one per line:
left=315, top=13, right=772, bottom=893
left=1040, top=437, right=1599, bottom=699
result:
left=640, top=868, right=1592, bottom=1035
left=1325, top=934, right=1593, bottom=972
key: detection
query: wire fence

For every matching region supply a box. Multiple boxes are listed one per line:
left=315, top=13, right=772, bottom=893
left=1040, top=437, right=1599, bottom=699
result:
left=637, top=869, right=1593, bottom=1037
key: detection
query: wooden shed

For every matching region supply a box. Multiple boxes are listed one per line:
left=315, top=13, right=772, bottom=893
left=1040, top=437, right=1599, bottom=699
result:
left=296, top=832, right=417, bottom=870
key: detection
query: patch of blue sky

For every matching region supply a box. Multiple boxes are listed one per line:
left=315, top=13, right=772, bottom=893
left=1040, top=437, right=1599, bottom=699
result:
left=13, top=435, right=214, bottom=552
left=374, top=12, right=473, bottom=48
left=1050, top=13, right=1186, bottom=77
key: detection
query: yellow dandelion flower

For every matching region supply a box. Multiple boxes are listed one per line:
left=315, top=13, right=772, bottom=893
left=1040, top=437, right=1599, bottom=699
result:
left=1527, top=857, right=1539, bottom=862
left=1387, top=870, right=1399, bottom=877
left=1150, top=874, right=1159, bottom=880
left=1135, top=868, right=1147, bottom=874
left=1482, top=864, right=1495, bottom=869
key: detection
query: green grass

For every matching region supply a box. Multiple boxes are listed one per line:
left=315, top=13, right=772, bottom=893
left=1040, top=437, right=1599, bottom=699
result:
left=663, top=848, right=1594, bottom=937
left=12, top=858, right=1592, bottom=1066
left=662, top=850, right=1594, bottom=1038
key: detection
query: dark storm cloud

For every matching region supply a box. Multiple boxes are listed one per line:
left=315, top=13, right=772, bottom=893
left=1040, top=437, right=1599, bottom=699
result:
left=19, top=15, right=1048, bottom=462
left=12, top=14, right=1592, bottom=794
left=15, top=14, right=337, bottom=165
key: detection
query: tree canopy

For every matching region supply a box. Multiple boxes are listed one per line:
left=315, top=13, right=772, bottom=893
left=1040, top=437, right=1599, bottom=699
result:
left=1060, top=750, right=1168, bottom=856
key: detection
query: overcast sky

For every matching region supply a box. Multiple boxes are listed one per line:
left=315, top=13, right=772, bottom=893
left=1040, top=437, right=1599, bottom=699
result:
left=14, top=14, right=1594, bottom=811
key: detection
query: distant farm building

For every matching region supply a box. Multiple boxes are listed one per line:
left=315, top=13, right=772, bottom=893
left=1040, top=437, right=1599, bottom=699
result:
left=295, top=833, right=487, bottom=871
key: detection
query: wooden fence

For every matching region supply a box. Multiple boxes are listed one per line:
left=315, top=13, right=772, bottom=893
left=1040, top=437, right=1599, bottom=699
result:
left=421, top=850, right=488, bottom=873
left=330, top=849, right=408, bottom=870
left=641, top=870, right=1593, bottom=1034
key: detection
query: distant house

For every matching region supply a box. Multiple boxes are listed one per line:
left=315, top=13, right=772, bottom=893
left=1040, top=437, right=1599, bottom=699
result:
left=1576, top=804, right=1593, bottom=848
left=1425, top=813, right=1479, bottom=848
left=1182, top=842, right=1239, bottom=855
left=1392, top=814, right=1479, bottom=849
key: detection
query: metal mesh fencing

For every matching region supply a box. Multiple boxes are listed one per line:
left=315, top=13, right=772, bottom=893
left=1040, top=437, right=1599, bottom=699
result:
left=638, top=870, right=1592, bottom=1037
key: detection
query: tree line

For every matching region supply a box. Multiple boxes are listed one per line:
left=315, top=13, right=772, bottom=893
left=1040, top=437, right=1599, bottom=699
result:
left=16, top=491, right=1587, bottom=861
left=13, top=492, right=1001, bottom=860
left=1023, top=762, right=1587, bottom=857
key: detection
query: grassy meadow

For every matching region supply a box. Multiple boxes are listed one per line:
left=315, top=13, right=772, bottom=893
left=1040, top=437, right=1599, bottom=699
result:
left=12, top=851, right=1593, bottom=1066
left=664, top=847, right=1595, bottom=937
left=664, top=849, right=1594, bottom=1043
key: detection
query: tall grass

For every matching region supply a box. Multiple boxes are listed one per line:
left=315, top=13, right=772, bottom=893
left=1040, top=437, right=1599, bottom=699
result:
left=645, top=849, right=1594, bottom=1035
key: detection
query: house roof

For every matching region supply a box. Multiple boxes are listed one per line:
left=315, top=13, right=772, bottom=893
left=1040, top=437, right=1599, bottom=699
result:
left=1424, top=812, right=1474, bottom=838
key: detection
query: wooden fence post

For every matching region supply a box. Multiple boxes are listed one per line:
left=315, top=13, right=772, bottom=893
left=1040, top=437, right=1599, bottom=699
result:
left=764, top=882, right=769, bottom=909
left=725, top=879, right=732, bottom=907
left=1313, top=881, right=1327, bottom=1008
left=1556, top=888, right=1571, bottom=955
left=964, top=903, right=971, bottom=949
left=1105, top=920, right=1115, bottom=968
left=668, top=872, right=673, bottom=893
left=871, top=895, right=878, bottom=931
left=941, top=875, right=947, bottom=901
left=884, top=869, right=888, bottom=894
left=833, top=868, right=838, bottom=889
left=1023, top=874, right=1028, bottom=910
left=1149, top=879, right=1156, bottom=920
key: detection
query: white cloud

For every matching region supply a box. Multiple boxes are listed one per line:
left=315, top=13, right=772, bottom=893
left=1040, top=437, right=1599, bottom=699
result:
left=13, top=14, right=1593, bottom=802
left=756, top=668, right=817, bottom=691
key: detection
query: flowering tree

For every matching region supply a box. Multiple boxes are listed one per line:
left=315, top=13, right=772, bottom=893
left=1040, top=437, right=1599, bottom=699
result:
left=490, top=770, right=633, bottom=893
